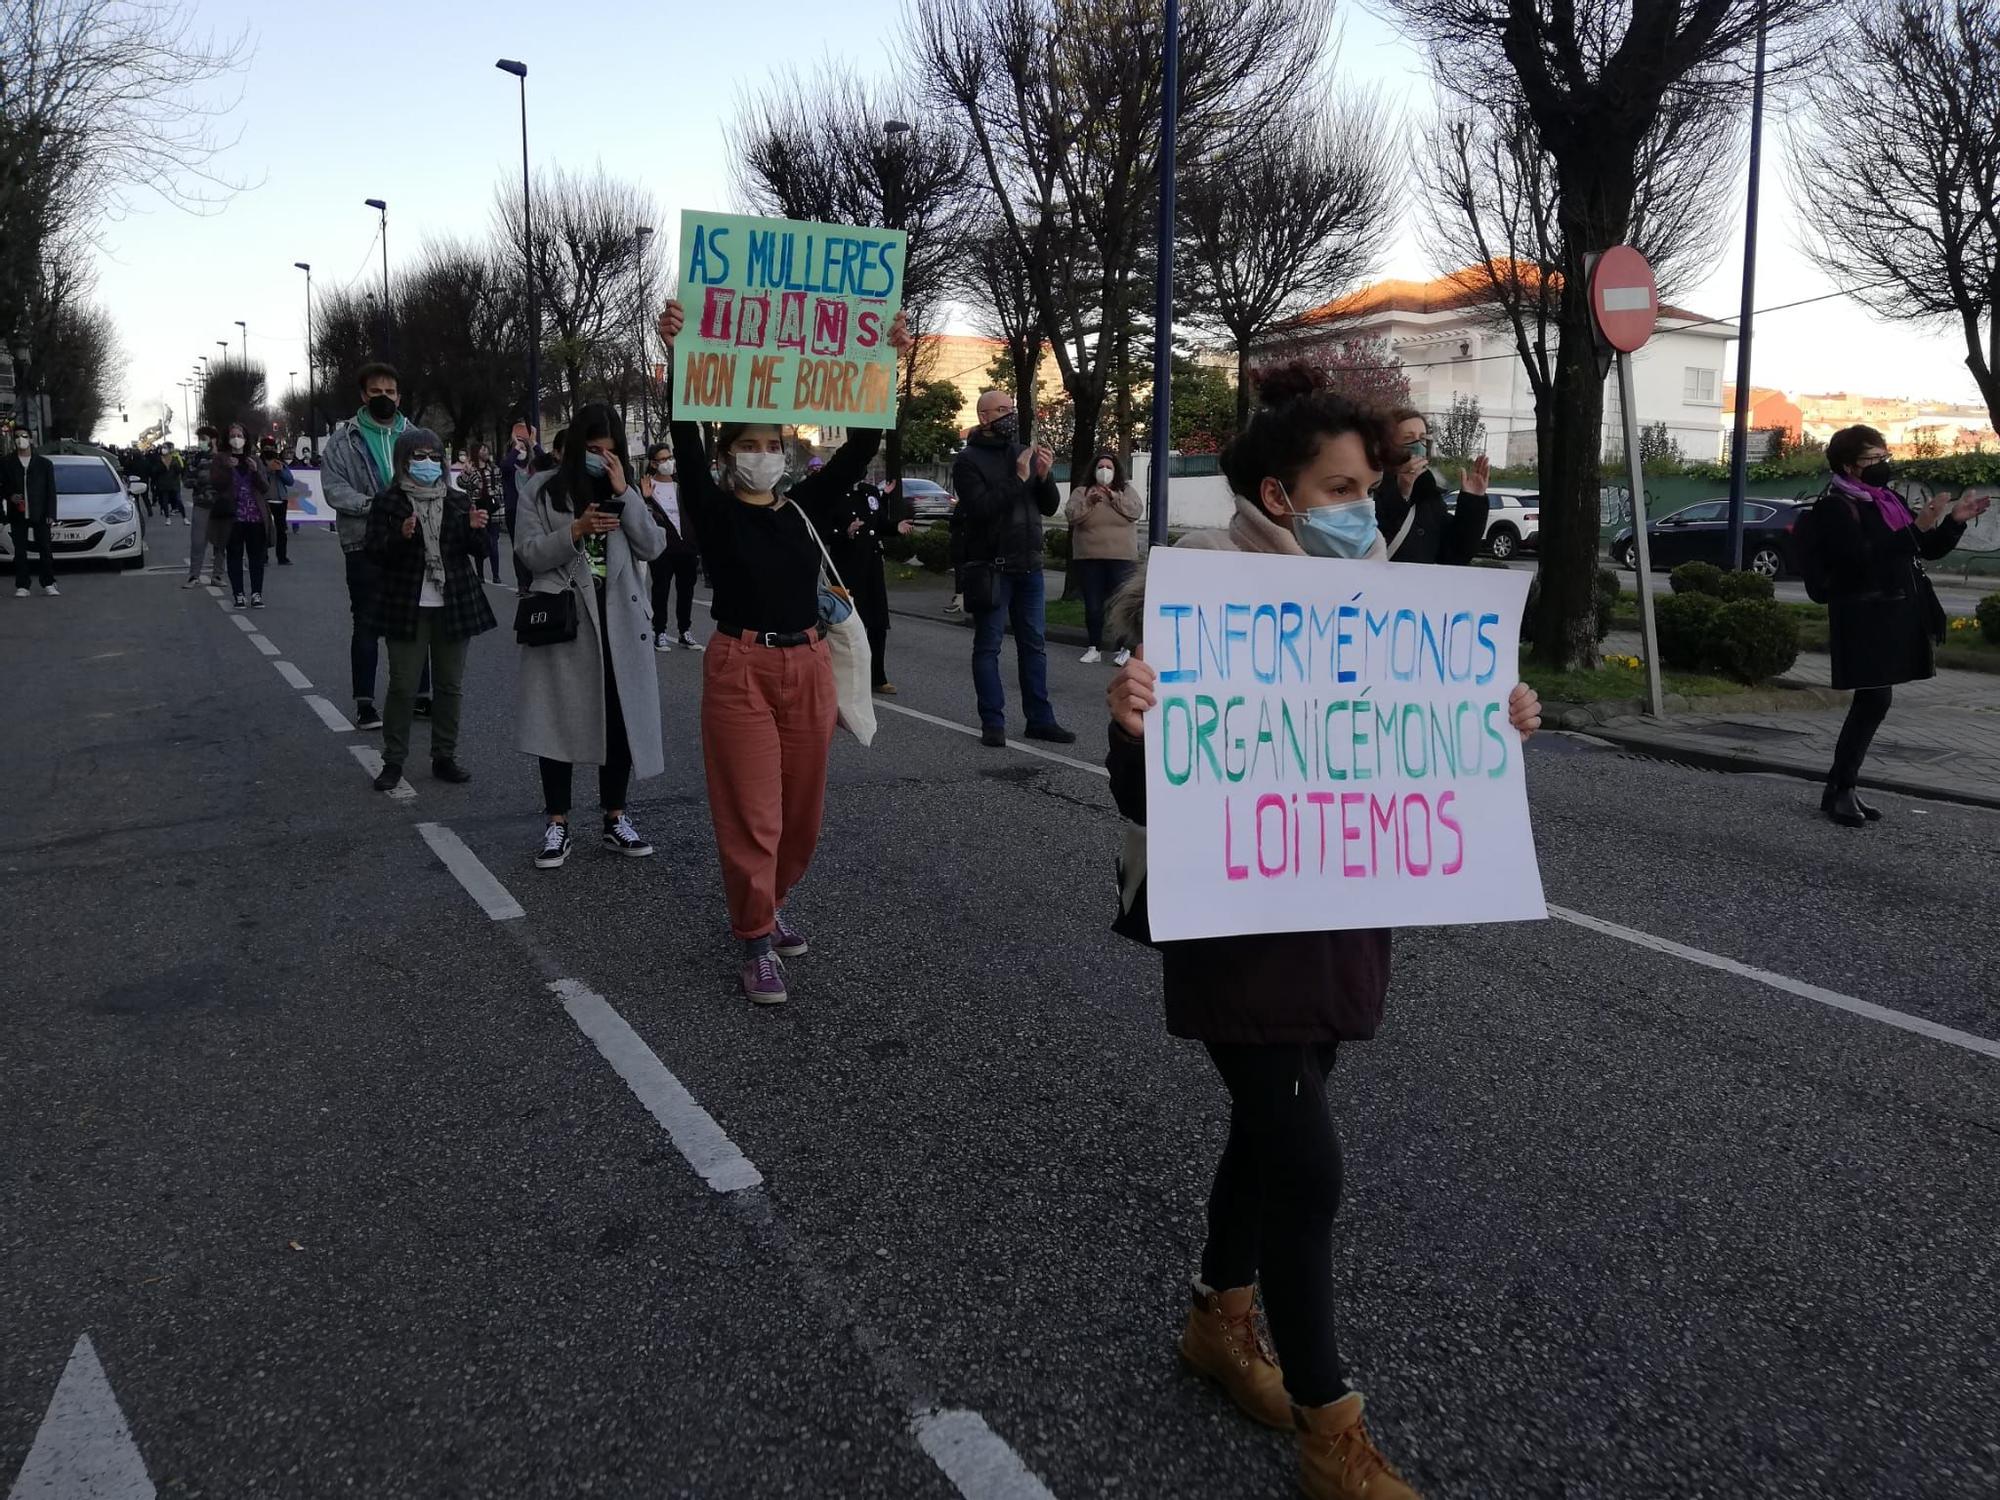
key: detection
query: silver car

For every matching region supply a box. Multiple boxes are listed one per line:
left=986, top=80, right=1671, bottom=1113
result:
left=0, top=453, right=149, bottom=569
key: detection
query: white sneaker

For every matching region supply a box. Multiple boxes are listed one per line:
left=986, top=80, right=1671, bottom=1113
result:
left=679, top=632, right=705, bottom=652
left=655, top=631, right=673, bottom=652
left=13, top=587, right=26, bottom=598
left=42, top=584, right=59, bottom=597
left=1114, top=648, right=1132, bottom=666
left=1080, top=647, right=1102, bottom=664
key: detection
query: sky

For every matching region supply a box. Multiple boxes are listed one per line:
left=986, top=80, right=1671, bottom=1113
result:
left=86, top=0, right=1986, bottom=447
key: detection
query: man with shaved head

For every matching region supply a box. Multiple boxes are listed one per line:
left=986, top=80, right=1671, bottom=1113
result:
left=950, top=388, right=1074, bottom=748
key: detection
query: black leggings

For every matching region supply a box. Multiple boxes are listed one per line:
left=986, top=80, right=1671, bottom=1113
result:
left=539, top=604, right=632, bottom=816
left=1201, top=1041, right=1346, bottom=1406
left=1830, top=686, right=1893, bottom=789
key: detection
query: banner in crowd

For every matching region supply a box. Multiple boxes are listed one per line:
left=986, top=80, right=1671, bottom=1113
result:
left=1141, top=548, right=1547, bottom=942
left=673, top=209, right=908, bottom=427
left=285, top=470, right=334, bottom=527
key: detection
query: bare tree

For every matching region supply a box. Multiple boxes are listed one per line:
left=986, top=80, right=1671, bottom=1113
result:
left=911, top=0, right=1331, bottom=476
left=1387, top=0, right=1829, bottom=668
left=1795, top=0, right=2000, bottom=432
left=310, top=287, right=379, bottom=424
left=25, top=237, right=121, bottom=438
left=961, top=214, right=1047, bottom=443
left=398, top=238, right=525, bottom=451
left=1180, top=95, right=1395, bottom=428
left=199, top=358, right=268, bottom=435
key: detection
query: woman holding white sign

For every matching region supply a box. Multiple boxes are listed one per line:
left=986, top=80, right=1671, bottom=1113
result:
left=1104, top=363, right=1540, bottom=1500
left=656, top=297, right=913, bottom=1008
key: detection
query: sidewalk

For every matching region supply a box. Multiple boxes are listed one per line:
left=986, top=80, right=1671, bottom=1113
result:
left=1590, top=631, right=2000, bottom=810
left=884, top=564, right=1095, bottom=648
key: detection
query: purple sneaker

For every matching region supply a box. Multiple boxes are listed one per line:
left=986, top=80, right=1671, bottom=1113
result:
left=740, top=950, right=788, bottom=1006
left=772, top=911, right=808, bottom=957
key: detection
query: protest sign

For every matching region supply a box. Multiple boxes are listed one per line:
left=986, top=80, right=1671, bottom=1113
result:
left=285, top=470, right=333, bottom=526
left=1141, top=548, right=1546, bottom=942
left=674, top=209, right=908, bottom=427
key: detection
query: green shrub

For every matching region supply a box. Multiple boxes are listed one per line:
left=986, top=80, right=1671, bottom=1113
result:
left=1979, top=592, right=2000, bottom=645
left=1669, top=561, right=1726, bottom=597
left=1718, top=569, right=1776, bottom=602
left=1596, top=567, right=1621, bottom=641
left=909, top=521, right=954, bottom=574
left=1045, top=526, right=1072, bottom=566
left=1469, top=557, right=1511, bottom=570
left=1706, top=599, right=1800, bottom=684
left=1654, top=592, right=1723, bottom=671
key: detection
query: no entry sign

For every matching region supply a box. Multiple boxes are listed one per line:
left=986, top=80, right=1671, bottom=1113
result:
left=1590, top=246, right=1658, bottom=353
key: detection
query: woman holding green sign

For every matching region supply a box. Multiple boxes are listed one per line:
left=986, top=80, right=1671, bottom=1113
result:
left=656, top=296, right=913, bottom=1008
left=1104, top=362, right=1542, bottom=1500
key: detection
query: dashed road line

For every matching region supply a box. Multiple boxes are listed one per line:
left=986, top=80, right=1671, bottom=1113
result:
left=203, top=584, right=223, bottom=597
left=1548, top=905, right=2000, bottom=1060
left=302, top=695, right=354, bottom=733
left=415, top=821, right=525, bottom=920
left=273, top=660, right=313, bottom=690
left=347, top=744, right=415, bottom=800
left=911, top=1408, right=1058, bottom=1500
left=228, top=612, right=256, bottom=632
left=246, top=633, right=280, bottom=656
left=548, top=978, right=763, bottom=1193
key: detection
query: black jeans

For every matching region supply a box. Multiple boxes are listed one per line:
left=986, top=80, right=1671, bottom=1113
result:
left=1830, top=686, right=1893, bottom=790
left=651, top=551, right=699, bottom=636
left=10, top=514, right=54, bottom=588
left=540, top=604, right=632, bottom=816
left=1074, top=557, right=1135, bottom=650
left=268, top=503, right=289, bottom=563
left=1201, top=1041, right=1347, bottom=1407
left=227, top=520, right=268, bottom=596
left=848, top=546, right=891, bottom=687
left=345, top=548, right=428, bottom=703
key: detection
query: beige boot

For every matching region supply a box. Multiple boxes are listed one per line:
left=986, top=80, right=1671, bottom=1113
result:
left=1176, top=1280, right=1292, bottom=1429
left=1295, top=1392, right=1422, bottom=1500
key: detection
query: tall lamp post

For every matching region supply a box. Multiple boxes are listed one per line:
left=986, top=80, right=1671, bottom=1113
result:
left=881, top=118, right=912, bottom=502
left=1146, top=0, right=1181, bottom=546
left=1724, top=0, right=1769, bottom=572
left=364, top=198, right=390, bottom=355
left=633, top=224, right=654, bottom=446
left=216, top=340, right=229, bottom=368
left=496, top=60, right=539, bottom=440
left=234, top=320, right=247, bottom=365
left=176, top=381, right=191, bottom=439
left=295, top=262, right=318, bottom=461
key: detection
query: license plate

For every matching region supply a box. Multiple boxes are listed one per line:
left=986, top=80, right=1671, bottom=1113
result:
left=55, top=527, right=92, bottom=540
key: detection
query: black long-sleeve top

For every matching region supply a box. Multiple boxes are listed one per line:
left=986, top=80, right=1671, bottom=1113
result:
left=668, top=420, right=883, bottom=634
left=1374, top=468, right=1488, bottom=566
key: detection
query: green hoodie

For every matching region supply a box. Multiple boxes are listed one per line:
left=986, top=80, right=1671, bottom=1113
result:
left=355, top=406, right=408, bottom=489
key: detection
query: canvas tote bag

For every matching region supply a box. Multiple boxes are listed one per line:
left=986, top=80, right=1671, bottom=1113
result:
left=788, top=502, right=878, bottom=747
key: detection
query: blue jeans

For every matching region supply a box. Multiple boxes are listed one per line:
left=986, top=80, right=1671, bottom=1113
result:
left=972, top=568, right=1056, bottom=732
left=1073, top=558, right=1135, bottom=649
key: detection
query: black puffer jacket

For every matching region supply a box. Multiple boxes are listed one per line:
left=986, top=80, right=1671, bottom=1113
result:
left=1815, top=482, right=1964, bottom=690
left=1375, top=468, right=1488, bottom=565
left=951, top=431, right=1060, bottom=573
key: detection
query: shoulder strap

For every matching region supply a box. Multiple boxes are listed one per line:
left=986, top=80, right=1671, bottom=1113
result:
left=1385, top=503, right=1419, bottom=559
left=787, top=499, right=851, bottom=595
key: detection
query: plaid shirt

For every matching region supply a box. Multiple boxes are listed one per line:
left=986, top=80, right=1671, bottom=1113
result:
left=362, top=485, right=499, bottom=642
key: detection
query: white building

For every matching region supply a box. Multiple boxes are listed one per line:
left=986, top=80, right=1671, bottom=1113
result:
left=1261, top=267, right=1738, bottom=466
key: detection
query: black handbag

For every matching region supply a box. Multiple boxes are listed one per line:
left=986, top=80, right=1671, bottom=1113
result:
left=960, top=560, right=1000, bottom=614
left=514, top=586, right=578, bottom=646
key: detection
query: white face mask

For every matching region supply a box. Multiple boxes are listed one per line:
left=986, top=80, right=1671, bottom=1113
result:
left=732, top=450, right=787, bottom=493
left=14, top=438, right=28, bottom=453
left=656, top=461, right=673, bottom=478
left=229, top=436, right=245, bottom=452
left=1094, top=464, right=1115, bottom=486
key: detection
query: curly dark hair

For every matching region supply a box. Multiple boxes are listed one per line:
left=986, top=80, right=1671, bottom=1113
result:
left=1826, top=424, right=1888, bottom=475
left=1221, top=362, right=1399, bottom=505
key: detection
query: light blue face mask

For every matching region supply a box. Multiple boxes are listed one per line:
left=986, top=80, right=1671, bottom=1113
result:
left=407, top=458, right=443, bottom=484
left=1281, top=485, right=1380, bottom=559
left=583, top=452, right=607, bottom=476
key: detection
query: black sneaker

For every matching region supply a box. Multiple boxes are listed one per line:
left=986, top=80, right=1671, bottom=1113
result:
left=372, top=763, right=403, bottom=793
left=1024, top=722, right=1077, bottom=745
left=413, top=696, right=432, bottom=719
left=251, top=593, right=265, bottom=608
left=233, top=593, right=246, bottom=608
left=980, top=727, right=1007, bottom=749
left=432, top=758, right=472, bottom=784
left=354, top=700, right=384, bottom=730
left=601, top=814, right=654, bottom=857
left=535, top=821, right=572, bottom=869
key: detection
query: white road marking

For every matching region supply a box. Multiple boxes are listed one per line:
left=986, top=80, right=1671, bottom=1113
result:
left=7, top=1334, right=155, bottom=1500
left=203, top=585, right=222, bottom=597
left=302, top=695, right=354, bottom=733
left=347, top=744, right=416, bottom=800
left=874, top=700, right=1108, bottom=778
left=416, top=822, right=526, bottom=921
left=273, top=660, right=313, bottom=690
left=246, top=633, right=280, bottom=656
left=548, top=978, right=764, bottom=1193
left=1549, top=905, right=2000, bottom=1061
left=229, top=613, right=256, bottom=632
left=911, top=1408, right=1056, bottom=1500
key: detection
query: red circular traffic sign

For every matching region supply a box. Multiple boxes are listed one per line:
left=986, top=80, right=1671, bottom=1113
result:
left=1590, top=245, right=1658, bottom=353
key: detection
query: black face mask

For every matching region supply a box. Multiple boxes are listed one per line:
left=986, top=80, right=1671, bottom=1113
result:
left=366, top=394, right=398, bottom=423
left=986, top=412, right=1019, bottom=443
left=1859, top=460, right=1894, bottom=486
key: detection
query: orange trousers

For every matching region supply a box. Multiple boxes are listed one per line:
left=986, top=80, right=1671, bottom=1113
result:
left=700, top=632, right=838, bottom=939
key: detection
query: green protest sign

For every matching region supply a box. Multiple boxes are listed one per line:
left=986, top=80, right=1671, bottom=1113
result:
left=673, top=209, right=907, bottom=427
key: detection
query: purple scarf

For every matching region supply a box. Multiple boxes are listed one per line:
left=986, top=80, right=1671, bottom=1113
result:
left=1830, top=473, right=1914, bottom=531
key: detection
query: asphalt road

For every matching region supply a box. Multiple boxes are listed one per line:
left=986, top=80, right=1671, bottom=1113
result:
left=1515, top=556, right=1995, bottom=616
left=4, top=530, right=1997, bottom=1499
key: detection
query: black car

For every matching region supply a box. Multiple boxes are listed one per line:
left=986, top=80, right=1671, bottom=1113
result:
left=1610, top=498, right=1812, bottom=579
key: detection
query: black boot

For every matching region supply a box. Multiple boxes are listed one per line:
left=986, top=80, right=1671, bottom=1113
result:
left=1825, top=788, right=1869, bottom=828
left=1822, top=783, right=1884, bottom=822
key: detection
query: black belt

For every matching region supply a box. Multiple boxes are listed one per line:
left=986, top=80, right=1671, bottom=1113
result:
left=714, top=621, right=827, bottom=648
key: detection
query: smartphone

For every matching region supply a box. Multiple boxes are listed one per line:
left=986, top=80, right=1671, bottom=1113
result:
left=595, top=497, right=626, bottom=516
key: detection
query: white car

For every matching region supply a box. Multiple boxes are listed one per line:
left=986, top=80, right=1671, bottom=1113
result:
left=1478, top=488, right=1541, bottom=560
left=0, top=453, right=149, bottom=569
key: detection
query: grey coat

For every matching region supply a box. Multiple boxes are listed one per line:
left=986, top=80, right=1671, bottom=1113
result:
left=322, top=415, right=407, bottom=553
left=513, top=479, right=667, bottom=777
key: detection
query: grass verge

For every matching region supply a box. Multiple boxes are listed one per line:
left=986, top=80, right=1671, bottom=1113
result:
left=1524, top=663, right=1748, bottom=703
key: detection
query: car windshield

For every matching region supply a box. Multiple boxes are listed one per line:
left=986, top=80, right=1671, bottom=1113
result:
left=903, top=479, right=943, bottom=493
left=53, top=461, right=121, bottom=494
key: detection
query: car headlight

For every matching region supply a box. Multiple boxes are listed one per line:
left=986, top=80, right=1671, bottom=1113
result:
left=102, top=504, right=134, bottom=525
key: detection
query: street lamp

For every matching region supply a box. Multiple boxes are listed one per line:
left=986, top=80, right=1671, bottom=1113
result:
left=634, top=224, right=654, bottom=446
left=364, top=198, right=390, bottom=354
left=216, top=341, right=229, bottom=366
left=235, top=320, right=247, bottom=365
left=497, top=60, right=540, bottom=440
left=295, top=261, right=318, bottom=461
left=176, top=381, right=191, bottom=440
left=881, top=119, right=913, bottom=502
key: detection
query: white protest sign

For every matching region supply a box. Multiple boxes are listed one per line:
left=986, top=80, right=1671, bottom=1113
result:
left=1141, top=548, right=1547, bottom=942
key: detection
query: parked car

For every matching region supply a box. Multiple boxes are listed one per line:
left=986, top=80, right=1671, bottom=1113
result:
left=900, top=476, right=955, bottom=521
left=0, top=453, right=148, bottom=569
left=1442, top=488, right=1539, bottom=559
left=1610, top=498, right=1809, bottom=578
